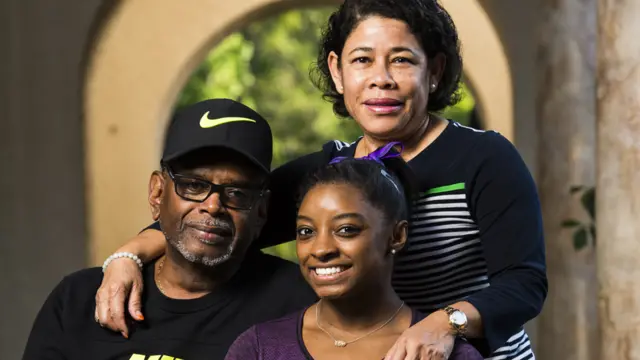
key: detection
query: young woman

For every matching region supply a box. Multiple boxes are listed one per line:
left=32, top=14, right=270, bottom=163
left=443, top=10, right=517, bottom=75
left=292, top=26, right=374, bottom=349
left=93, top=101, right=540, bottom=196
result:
left=95, top=1, right=547, bottom=359
left=225, top=145, right=482, bottom=360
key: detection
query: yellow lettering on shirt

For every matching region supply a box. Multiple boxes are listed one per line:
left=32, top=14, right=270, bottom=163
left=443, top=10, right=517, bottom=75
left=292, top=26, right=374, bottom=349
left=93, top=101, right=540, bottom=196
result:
left=128, top=354, right=182, bottom=360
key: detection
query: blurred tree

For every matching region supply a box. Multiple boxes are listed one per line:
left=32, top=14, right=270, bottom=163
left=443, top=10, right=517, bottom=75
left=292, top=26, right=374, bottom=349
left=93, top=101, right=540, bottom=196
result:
left=175, top=7, right=477, bottom=261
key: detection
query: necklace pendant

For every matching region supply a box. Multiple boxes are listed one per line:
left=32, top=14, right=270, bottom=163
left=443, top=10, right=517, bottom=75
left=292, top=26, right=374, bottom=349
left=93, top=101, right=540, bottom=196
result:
left=334, top=340, right=347, bottom=347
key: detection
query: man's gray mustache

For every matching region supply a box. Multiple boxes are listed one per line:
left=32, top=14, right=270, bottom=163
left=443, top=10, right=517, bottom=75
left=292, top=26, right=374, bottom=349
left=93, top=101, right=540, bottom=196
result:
left=186, top=219, right=234, bottom=232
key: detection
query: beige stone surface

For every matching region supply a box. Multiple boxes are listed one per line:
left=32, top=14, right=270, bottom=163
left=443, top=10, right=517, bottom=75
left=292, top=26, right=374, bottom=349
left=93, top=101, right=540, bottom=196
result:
left=0, top=1, right=104, bottom=357
left=535, top=1, right=599, bottom=359
left=597, top=0, right=640, bottom=358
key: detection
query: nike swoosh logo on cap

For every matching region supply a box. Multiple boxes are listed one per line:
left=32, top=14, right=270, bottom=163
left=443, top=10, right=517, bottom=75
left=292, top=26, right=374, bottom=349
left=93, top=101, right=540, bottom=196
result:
left=199, top=111, right=256, bottom=128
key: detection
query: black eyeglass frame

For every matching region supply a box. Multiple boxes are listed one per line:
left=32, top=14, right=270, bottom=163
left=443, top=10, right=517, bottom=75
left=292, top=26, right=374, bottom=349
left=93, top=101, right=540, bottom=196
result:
left=161, top=164, right=268, bottom=211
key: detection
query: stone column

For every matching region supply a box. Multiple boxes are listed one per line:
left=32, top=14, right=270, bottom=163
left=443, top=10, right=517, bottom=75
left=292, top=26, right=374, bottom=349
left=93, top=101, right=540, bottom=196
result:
left=597, top=1, right=640, bottom=358
left=535, top=1, right=598, bottom=359
left=0, top=1, right=104, bottom=358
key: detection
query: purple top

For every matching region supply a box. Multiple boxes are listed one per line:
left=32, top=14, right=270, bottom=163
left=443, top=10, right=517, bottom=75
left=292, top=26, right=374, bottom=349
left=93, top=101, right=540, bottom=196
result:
left=225, top=308, right=483, bottom=360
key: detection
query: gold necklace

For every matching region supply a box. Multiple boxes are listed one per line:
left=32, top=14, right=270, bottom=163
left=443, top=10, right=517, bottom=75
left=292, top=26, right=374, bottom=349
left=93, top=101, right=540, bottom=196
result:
left=155, top=256, right=167, bottom=295
left=315, top=299, right=405, bottom=347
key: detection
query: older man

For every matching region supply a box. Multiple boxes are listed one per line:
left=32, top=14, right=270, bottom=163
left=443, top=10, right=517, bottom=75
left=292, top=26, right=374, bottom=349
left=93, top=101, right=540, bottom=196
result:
left=23, top=99, right=316, bottom=360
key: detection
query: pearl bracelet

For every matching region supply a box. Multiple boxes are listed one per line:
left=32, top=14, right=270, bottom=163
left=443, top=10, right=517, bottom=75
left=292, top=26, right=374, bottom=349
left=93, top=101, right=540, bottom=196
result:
left=102, top=252, right=144, bottom=273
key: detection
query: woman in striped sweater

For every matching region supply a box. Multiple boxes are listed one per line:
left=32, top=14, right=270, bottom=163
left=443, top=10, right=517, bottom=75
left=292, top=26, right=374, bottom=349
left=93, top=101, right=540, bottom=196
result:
left=95, top=1, right=547, bottom=359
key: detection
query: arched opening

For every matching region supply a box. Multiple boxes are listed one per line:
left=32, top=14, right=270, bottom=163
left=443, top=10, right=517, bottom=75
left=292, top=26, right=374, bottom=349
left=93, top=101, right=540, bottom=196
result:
left=84, top=0, right=511, bottom=265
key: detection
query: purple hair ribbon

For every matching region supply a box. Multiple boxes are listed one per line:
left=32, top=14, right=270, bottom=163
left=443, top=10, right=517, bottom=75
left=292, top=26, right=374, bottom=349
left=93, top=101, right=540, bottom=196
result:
left=329, top=141, right=404, bottom=165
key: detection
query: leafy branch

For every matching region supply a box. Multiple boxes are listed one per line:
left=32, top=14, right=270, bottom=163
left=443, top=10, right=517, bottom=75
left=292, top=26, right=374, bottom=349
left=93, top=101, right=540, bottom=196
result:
left=561, top=185, right=595, bottom=251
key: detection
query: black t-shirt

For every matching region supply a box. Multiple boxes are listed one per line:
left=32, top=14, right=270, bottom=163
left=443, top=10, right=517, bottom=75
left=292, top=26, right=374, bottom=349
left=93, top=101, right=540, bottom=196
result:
left=23, top=251, right=317, bottom=360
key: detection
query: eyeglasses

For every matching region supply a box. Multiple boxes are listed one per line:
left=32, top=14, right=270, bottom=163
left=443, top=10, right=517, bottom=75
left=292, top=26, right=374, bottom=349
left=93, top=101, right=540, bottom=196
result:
left=163, top=166, right=266, bottom=210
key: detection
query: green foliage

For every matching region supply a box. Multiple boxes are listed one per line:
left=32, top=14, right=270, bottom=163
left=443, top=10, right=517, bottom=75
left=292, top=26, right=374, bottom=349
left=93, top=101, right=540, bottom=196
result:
left=177, top=33, right=257, bottom=109
left=175, top=7, right=477, bottom=261
left=443, top=81, right=476, bottom=125
left=262, top=241, right=299, bottom=262
left=562, top=186, right=596, bottom=250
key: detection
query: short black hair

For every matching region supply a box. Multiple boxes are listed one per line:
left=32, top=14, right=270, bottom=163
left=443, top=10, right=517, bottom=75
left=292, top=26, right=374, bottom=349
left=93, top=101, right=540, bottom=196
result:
left=311, top=0, right=463, bottom=117
left=298, top=155, right=417, bottom=224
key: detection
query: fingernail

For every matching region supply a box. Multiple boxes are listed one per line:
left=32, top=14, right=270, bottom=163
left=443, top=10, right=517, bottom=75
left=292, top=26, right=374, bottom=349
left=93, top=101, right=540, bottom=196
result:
left=122, top=332, right=128, bottom=339
left=136, top=313, right=144, bottom=321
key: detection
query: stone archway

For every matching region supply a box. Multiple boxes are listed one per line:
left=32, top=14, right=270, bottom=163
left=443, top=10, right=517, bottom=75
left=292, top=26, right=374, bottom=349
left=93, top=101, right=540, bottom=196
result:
left=84, top=0, right=512, bottom=265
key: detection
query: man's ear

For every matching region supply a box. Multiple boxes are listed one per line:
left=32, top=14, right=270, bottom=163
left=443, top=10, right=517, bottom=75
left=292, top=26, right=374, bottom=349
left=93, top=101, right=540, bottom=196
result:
left=149, top=171, right=165, bottom=221
left=328, top=51, right=344, bottom=95
left=389, top=220, right=409, bottom=254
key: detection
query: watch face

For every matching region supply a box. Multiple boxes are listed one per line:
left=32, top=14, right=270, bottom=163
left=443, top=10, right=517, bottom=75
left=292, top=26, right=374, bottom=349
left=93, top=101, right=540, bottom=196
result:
left=450, top=311, right=467, bottom=326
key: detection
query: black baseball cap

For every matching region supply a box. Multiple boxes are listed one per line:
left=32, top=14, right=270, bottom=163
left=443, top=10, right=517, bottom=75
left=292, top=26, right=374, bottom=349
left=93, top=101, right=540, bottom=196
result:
left=161, top=99, right=273, bottom=173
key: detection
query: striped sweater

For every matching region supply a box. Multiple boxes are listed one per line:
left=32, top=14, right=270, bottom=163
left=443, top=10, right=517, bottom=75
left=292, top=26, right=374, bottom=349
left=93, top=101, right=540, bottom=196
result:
left=261, top=121, right=547, bottom=360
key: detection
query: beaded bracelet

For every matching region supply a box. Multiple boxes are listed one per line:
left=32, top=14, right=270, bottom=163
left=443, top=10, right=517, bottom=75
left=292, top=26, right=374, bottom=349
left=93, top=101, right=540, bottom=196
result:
left=102, top=252, right=144, bottom=273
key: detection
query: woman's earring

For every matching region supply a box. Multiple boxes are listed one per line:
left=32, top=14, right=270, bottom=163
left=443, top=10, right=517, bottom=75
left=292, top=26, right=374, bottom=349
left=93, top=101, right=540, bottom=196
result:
left=430, top=83, right=437, bottom=93
left=390, top=249, right=397, bottom=255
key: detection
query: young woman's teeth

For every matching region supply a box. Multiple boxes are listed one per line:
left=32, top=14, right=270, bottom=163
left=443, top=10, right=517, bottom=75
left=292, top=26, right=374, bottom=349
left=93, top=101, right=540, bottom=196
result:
left=315, top=267, right=344, bottom=275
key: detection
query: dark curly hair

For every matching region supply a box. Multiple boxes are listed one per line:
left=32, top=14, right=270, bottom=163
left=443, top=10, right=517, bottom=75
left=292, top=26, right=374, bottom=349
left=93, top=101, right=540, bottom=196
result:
left=311, top=0, right=463, bottom=118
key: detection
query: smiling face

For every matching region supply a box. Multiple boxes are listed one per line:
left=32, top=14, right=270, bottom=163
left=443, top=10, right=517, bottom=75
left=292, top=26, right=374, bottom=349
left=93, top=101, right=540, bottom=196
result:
left=296, top=183, right=406, bottom=299
left=329, top=15, right=441, bottom=141
left=149, top=148, right=268, bottom=267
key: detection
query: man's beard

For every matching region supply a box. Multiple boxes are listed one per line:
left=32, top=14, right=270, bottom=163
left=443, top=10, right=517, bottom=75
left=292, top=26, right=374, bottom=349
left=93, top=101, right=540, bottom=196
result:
left=164, top=219, right=235, bottom=267
left=168, top=235, right=234, bottom=267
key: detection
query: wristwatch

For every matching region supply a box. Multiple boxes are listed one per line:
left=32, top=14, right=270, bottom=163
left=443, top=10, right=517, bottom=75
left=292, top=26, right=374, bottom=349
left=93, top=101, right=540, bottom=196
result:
left=443, top=306, right=468, bottom=337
